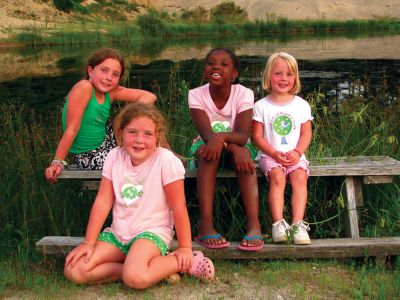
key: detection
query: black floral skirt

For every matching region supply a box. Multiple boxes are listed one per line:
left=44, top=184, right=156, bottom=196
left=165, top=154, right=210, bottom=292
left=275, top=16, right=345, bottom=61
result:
left=74, top=124, right=117, bottom=170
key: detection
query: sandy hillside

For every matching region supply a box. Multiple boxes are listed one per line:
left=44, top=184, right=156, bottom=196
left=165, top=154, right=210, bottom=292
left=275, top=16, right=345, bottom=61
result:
left=1, top=0, right=399, bottom=35
left=153, top=0, right=400, bottom=21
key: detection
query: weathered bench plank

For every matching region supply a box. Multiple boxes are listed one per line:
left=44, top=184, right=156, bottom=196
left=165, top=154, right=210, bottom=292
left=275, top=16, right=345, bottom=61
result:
left=59, top=156, right=400, bottom=179
left=53, top=156, right=400, bottom=240
left=36, top=236, right=400, bottom=259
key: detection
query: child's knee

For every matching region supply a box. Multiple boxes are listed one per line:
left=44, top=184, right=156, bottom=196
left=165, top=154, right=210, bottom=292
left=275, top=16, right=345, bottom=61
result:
left=198, top=156, right=220, bottom=168
left=289, top=170, right=308, bottom=185
left=64, top=263, right=90, bottom=284
left=122, top=269, right=153, bottom=290
left=269, top=170, right=286, bottom=187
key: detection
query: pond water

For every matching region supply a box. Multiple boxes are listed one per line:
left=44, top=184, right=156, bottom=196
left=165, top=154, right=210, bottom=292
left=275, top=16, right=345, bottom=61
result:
left=0, top=33, right=399, bottom=112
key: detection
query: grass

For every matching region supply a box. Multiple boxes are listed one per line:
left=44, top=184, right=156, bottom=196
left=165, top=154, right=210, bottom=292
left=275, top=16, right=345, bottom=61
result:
left=1, top=75, right=399, bottom=253
left=1, top=257, right=399, bottom=298
left=8, top=16, right=400, bottom=47
left=0, top=70, right=399, bottom=296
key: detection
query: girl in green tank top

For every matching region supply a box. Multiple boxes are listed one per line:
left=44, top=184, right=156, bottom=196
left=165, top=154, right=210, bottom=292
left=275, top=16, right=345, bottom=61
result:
left=45, top=48, right=157, bottom=183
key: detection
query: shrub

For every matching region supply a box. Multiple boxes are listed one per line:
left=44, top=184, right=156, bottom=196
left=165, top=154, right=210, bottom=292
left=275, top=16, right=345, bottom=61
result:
left=136, top=12, right=170, bottom=36
left=53, top=0, right=73, bottom=12
left=210, top=1, right=248, bottom=24
left=180, top=6, right=209, bottom=23
left=15, top=32, right=43, bottom=45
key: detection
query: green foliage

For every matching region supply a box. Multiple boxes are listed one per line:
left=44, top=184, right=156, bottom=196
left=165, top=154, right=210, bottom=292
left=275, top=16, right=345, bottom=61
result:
left=1, top=65, right=399, bottom=258
left=15, top=32, right=43, bottom=46
left=136, top=11, right=170, bottom=36
left=53, top=0, right=74, bottom=12
left=210, top=1, right=248, bottom=24
left=0, top=104, right=93, bottom=258
left=72, top=2, right=89, bottom=14
left=180, top=6, right=209, bottom=23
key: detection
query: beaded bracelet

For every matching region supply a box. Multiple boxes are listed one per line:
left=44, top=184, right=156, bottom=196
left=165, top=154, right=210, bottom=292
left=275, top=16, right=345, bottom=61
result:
left=51, top=159, right=68, bottom=171
left=293, top=148, right=302, bottom=157
left=212, top=133, right=227, bottom=149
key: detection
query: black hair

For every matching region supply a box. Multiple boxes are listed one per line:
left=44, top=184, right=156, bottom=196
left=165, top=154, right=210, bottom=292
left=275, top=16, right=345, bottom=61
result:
left=205, top=48, right=240, bottom=84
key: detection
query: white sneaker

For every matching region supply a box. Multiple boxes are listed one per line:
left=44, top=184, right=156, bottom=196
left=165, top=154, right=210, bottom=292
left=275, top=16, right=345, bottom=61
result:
left=292, top=221, right=311, bottom=245
left=272, top=219, right=290, bottom=243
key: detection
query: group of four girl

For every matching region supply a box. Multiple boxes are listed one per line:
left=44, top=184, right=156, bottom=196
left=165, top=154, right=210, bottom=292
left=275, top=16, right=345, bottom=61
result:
left=45, top=47, right=313, bottom=288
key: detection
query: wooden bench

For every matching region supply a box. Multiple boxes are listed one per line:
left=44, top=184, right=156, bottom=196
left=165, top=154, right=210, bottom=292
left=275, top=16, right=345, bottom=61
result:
left=36, top=236, right=400, bottom=260
left=36, top=156, right=400, bottom=258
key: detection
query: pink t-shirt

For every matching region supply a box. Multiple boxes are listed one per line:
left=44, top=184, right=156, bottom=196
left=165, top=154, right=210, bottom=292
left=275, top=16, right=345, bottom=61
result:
left=102, top=147, right=185, bottom=247
left=189, top=83, right=254, bottom=139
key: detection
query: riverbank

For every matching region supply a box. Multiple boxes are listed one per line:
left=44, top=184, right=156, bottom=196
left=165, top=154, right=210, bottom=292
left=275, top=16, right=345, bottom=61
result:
left=2, top=33, right=400, bottom=83
left=1, top=0, right=400, bottom=41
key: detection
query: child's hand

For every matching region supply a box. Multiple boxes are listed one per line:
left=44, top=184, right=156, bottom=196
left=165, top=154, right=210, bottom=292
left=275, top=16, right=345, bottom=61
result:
left=65, top=242, right=95, bottom=268
left=199, top=138, right=224, bottom=161
left=284, top=150, right=301, bottom=166
left=271, top=151, right=290, bottom=165
left=45, top=164, right=62, bottom=184
left=230, top=145, right=256, bottom=173
left=168, top=247, right=193, bottom=273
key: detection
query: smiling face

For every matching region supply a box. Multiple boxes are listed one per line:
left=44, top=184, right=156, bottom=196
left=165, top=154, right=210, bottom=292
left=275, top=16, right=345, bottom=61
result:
left=269, top=57, right=296, bottom=96
left=121, top=116, right=158, bottom=166
left=87, top=58, right=122, bottom=93
left=204, top=50, right=238, bottom=87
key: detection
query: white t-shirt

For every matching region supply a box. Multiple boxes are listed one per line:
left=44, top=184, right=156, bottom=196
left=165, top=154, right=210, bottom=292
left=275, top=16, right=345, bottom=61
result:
left=102, top=147, right=185, bottom=246
left=189, top=83, right=254, bottom=140
left=253, top=95, right=313, bottom=160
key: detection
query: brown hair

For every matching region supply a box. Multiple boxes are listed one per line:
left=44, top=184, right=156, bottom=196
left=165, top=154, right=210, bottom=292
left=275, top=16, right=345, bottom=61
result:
left=262, top=52, right=301, bottom=94
left=86, top=48, right=126, bottom=82
left=113, top=103, right=166, bottom=147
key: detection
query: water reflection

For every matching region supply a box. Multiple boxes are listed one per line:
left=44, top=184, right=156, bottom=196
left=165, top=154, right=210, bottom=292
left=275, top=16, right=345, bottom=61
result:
left=0, top=33, right=399, bottom=112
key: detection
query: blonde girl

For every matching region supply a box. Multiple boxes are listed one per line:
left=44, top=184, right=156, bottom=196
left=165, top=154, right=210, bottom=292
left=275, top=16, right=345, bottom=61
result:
left=64, top=103, right=214, bottom=288
left=252, top=52, right=313, bottom=245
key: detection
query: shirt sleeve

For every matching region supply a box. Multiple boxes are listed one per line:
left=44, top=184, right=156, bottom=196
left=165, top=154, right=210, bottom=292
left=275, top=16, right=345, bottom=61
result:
left=300, top=100, right=313, bottom=124
left=237, top=87, right=254, bottom=114
left=161, top=150, right=185, bottom=186
left=188, top=88, right=204, bottom=110
left=252, top=99, right=265, bottom=123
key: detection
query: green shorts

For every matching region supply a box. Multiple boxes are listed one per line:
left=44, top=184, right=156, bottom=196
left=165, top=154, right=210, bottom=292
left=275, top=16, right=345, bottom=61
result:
left=98, top=231, right=169, bottom=256
left=188, top=140, right=257, bottom=170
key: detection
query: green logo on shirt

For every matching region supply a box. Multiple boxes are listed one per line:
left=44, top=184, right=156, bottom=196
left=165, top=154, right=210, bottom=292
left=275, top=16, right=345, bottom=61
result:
left=121, top=183, right=143, bottom=206
left=272, top=114, right=293, bottom=145
left=211, top=120, right=231, bottom=132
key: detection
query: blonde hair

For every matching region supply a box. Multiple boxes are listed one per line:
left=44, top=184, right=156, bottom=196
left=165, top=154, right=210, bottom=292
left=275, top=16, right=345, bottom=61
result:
left=113, top=103, right=166, bottom=147
left=262, top=52, right=301, bottom=94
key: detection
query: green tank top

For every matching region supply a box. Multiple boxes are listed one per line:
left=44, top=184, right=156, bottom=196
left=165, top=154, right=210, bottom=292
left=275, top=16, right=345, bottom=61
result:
left=62, top=90, right=111, bottom=154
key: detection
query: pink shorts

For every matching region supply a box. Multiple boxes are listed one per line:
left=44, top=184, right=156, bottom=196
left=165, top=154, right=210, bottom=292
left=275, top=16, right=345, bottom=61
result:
left=258, top=156, right=310, bottom=180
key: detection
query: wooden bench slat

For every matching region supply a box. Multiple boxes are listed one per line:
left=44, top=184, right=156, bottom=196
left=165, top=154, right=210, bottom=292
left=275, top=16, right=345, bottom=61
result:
left=59, top=156, right=400, bottom=179
left=363, top=175, right=393, bottom=184
left=36, top=236, right=400, bottom=259
left=57, top=156, right=400, bottom=239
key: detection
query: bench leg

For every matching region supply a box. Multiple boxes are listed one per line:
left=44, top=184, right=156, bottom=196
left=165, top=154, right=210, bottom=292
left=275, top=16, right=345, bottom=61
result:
left=344, top=177, right=362, bottom=238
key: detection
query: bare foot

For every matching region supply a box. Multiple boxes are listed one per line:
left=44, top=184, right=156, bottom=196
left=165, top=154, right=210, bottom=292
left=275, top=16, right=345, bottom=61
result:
left=240, top=227, right=263, bottom=247
left=196, top=225, right=229, bottom=247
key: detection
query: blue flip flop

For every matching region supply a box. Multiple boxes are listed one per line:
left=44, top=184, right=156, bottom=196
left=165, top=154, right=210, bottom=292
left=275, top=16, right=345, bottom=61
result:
left=237, top=235, right=264, bottom=251
left=195, top=233, right=230, bottom=249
